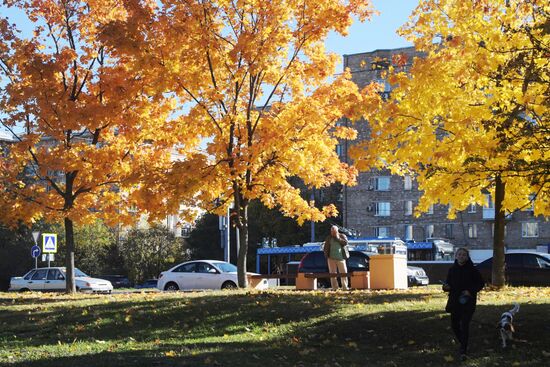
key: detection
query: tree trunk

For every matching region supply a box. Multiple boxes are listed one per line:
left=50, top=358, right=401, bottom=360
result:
left=237, top=204, right=249, bottom=288
left=491, top=174, right=506, bottom=288
left=64, top=216, right=77, bottom=293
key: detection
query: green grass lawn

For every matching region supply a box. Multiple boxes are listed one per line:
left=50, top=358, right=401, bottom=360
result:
left=1, top=286, right=549, bottom=366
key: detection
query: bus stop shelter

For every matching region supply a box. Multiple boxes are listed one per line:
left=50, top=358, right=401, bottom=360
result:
left=255, top=238, right=394, bottom=273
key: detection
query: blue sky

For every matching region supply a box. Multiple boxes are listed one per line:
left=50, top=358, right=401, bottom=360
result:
left=1, top=0, right=420, bottom=135
left=326, top=0, right=418, bottom=62
left=1, top=0, right=418, bottom=62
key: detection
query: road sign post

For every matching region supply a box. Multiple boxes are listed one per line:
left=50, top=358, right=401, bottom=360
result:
left=31, top=232, right=41, bottom=269
left=31, top=245, right=41, bottom=269
left=42, top=233, right=57, bottom=267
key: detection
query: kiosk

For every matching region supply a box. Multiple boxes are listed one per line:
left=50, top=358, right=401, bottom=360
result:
left=370, top=243, right=408, bottom=289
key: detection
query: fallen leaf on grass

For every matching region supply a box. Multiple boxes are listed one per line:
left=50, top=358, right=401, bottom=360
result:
left=443, top=355, right=454, bottom=362
left=165, top=350, right=177, bottom=357
left=74, top=324, right=85, bottom=332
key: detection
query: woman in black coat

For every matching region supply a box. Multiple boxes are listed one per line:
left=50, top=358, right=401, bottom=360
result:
left=443, top=247, right=484, bottom=359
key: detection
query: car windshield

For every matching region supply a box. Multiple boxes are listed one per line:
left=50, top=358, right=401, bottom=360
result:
left=216, top=263, right=237, bottom=273
left=74, top=268, right=89, bottom=277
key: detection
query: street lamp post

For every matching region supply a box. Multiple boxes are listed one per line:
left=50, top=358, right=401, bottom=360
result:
left=218, top=206, right=231, bottom=262
left=310, top=191, right=315, bottom=242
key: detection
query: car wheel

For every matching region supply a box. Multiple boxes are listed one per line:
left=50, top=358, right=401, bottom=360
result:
left=20, top=288, right=30, bottom=292
left=221, top=281, right=237, bottom=290
left=164, top=282, right=179, bottom=291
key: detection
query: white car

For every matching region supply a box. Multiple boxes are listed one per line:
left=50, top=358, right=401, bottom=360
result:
left=158, top=260, right=268, bottom=291
left=8, top=267, right=113, bottom=293
left=407, top=265, right=430, bottom=286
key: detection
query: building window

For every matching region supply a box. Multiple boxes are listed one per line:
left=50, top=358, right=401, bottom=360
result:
left=484, top=194, right=494, bottom=209
left=483, top=194, right=495, bottom=219
left=373, top=78, right=392, bottom=91
left=376, top=202, right=391, bottom=216
left=336, top=144, right=344, bottom=157
left=375, top=227, right=390, bottom=238
left=425, top=224, right=434, bottom=238
left=427, top=204, right=434, bottom=215
left=404, top=176, right=412, bottom=190
left=445, top=223, right=453, bottom=238
left=405, top=225, right=413, bottom=240
left=522, top=222, right=539, bottom=238
left=468, top=204, right=477, bottom=213
left=405, top=200, right=413, bottom=216
left=375, top=177, right=391, bottom=191
left=523, top=194, right=535, bottom=211
left=468, top=224, right=477, bottom=238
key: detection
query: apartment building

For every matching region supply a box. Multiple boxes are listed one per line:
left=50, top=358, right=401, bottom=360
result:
left=341, top=47, right=549, bottom=249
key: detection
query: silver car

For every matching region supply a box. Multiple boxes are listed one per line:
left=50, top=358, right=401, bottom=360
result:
left=9, top=267, right=113, bottom=293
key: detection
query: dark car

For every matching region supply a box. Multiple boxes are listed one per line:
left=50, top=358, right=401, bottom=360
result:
left=297, top=250, right=429, bottom=288
left=97, top=275, right=132, bottom=288
left=135, top=279, right=158, bottom=289
left=476, top=252, right=550, bottom=286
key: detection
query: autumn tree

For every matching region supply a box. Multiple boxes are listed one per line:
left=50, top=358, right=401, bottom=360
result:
left=111, top=0, right=375, bottom=287
left=351, top=0, right=549, bottom=287
left=0, top=1, right=175, bottom=292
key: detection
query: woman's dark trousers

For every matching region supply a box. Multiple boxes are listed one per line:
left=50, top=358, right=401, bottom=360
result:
left=450, top=307, right=473, bottom=354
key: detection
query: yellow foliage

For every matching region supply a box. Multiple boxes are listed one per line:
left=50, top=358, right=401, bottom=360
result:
left=120, top=0, right=375, bottom=227
left=351, top=0, right=549, bottom=217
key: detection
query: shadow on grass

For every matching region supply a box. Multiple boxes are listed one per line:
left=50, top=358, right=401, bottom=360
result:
left=1, top=292, right=341, bottom=348
left=1, top=291, right=549, bottom=367
left=0, top=294, right=101, bottom=306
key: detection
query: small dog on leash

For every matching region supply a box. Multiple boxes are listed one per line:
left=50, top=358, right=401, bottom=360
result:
left=498, top=303, right=520, bottom=348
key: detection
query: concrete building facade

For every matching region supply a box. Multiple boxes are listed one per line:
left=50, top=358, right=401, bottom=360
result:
left=341, top=47, right=549, bottom=249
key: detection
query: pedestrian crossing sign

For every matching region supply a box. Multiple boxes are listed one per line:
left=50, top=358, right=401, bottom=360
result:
left=42, top=233, right=57, bottom=254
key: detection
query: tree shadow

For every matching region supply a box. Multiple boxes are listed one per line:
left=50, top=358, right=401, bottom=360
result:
left=1, top=291, right=548, bottom=367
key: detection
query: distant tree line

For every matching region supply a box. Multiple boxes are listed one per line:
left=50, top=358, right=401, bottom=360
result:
left=1, top=199, right=336, bottom=291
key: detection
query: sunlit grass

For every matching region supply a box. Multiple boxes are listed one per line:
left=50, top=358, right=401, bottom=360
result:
left=1, top=286, right=549, bottom=366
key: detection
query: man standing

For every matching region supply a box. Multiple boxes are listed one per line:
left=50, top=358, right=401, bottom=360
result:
left=323, top=225, right=349, bottom=290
